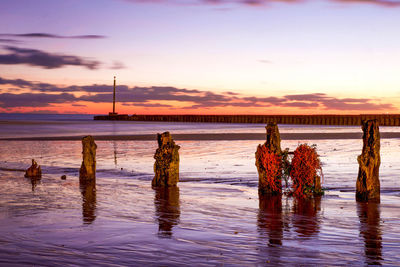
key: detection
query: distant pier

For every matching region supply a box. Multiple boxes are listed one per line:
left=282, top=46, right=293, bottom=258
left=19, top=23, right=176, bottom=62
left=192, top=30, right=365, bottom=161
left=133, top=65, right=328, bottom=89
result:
left=93, top=114, right=400, bottom=126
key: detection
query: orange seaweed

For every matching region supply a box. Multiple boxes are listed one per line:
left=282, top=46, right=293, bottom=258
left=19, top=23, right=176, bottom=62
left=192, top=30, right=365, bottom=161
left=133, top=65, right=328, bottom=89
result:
left=290, top=144, right=322, bottom=197
left=256, top=145, right=282, bottom=193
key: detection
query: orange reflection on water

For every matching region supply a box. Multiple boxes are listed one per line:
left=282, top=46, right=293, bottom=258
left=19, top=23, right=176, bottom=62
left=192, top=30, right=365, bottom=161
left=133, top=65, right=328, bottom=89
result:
left=292, top=196, right=321, bottom=238
left=258, top=194, right=283, bottom=246
left=357, top=202, right=382, bottom=265
left=154, top=187, right=180, bottom=238
left=80, top=180, right=97, bottom=225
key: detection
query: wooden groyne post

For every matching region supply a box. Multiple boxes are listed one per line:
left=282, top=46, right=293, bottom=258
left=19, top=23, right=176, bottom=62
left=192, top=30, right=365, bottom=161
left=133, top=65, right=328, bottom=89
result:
left=152, top=132, right=180, bottom=187
left=94, top=114, right=400, bottom=126
left=25, top=159, right=42, bottom=179
left=256, top=123, right=283, bottom=194
left=79, top=136, right=97, bottom=183
left=356, top=120, right=380, bottom=202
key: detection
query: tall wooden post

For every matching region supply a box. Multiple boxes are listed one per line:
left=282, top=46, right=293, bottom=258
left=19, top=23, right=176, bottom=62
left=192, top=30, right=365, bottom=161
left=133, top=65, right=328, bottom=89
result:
left=265, top=123, right=282, bottom=154
left=356, top=120, right=380, bottom=202
left=152, top=132, right=180, bottom=187
left=113, top=76, right=116, bottom=114
left=79, top=136, right=97, bottom=183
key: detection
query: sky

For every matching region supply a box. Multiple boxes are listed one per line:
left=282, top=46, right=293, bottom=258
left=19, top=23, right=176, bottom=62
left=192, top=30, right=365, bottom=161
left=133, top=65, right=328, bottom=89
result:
left=0, top=0, right=399, bottom=115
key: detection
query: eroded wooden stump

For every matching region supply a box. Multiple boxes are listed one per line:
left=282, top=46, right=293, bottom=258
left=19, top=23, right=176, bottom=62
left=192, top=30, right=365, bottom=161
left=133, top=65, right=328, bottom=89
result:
left=152, top=132, right=180, bottom=187
left=79, top=136, right=97, bottom=183
left=356, top=120, right=380, bottom=202
left=25, top=159, right=42, bottom=179
left=265, top=123, right=282, bottom=155
left=256, top=123, right=282, bottom=194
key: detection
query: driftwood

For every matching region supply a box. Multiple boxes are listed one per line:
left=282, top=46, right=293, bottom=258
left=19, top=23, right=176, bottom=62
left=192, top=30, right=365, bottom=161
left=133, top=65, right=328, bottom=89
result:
left=152, top=132, right=180, bottom=187
left=356, top=120, right=380, bottom=202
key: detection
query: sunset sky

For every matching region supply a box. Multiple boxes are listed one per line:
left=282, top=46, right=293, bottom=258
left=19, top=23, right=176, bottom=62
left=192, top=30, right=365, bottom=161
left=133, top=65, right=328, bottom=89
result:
left=0, top=0, right=399, bottom=115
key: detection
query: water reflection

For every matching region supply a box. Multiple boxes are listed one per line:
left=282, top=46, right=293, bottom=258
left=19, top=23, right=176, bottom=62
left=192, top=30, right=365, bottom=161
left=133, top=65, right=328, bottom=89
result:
left=113, top=141, right=118, bottom=167
left=292, top=196, right=321, bottom=238
left=80, top=180, right=97, bottom=224
left=154, top=187, right=180, bottom=238
left=28, top=177, right=41, bottom=191
left=357, top=202, right=382, bottom=265
left=258, top=194, right=283, bottom=246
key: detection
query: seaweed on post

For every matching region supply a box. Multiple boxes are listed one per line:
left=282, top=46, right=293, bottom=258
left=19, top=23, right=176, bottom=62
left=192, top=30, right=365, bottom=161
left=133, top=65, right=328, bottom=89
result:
left=152, top=132, right=180, bottom=187
left=289, top=144, right=323, bottom=198
left=256, top=123, right=283, bottom=194
left=256, top=145, right=282, bottom=194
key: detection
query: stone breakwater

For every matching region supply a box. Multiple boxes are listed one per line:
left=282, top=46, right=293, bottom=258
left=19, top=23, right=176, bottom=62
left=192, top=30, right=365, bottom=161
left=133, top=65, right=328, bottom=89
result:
left=94, top=114, right=400, bottom=126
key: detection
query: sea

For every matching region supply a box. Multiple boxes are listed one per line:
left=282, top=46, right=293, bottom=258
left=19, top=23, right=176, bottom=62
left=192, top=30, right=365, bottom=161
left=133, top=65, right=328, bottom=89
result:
left=0, top=113, right=399, bottom=266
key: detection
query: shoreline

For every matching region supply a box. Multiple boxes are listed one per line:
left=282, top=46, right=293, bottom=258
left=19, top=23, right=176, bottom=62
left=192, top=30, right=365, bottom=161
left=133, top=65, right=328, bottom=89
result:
left=2, top=131, right=400, bottom=141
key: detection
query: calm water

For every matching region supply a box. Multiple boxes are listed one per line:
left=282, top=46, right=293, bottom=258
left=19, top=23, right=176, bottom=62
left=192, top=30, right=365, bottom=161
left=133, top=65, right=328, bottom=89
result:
left=2, top=113, right=400, bottom=139
left=1, top=114, right=400, bottom=266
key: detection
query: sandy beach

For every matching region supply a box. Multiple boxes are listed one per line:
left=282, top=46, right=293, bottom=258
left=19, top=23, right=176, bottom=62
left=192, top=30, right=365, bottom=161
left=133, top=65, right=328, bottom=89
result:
left=1, top=117, right=400, bottom=265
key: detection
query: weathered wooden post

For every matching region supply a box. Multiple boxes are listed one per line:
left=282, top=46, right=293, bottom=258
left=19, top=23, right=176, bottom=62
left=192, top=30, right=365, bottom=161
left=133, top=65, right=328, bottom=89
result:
left=25, top=159, right=42, bottom=179
left=256, top=123, right=282, bottom=194
left=265, top=123, right=282, bottom=154
left=79, top=136, right=97, bottom=183
left=152, top=132, right=180, bottom=187
left=356, top=120, right=380, bottom=202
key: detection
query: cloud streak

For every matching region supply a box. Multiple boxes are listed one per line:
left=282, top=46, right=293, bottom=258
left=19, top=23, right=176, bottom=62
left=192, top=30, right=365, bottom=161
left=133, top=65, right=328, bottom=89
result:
left=0, top=39, right=20, bottom=44
left=0, top=92, right=77, bottom=108
left=0, top=76, right=394, bottom=111
left=0, top=33, right=106, bottom=39
left=124, top=0, right=400, bottom=7
left=0, top=46, right=101, bottom=69
left=332, top=0, right=400, bottom=7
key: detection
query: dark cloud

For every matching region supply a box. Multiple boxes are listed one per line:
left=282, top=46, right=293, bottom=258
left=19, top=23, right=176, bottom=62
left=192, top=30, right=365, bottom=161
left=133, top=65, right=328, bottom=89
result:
left=0, top=46, right=100, bottom=69
left=0, top=76, right=394, bottom=111
left=122, top=103, right=173, bottom=107
left=0, top=39, right=20, bottom=44
left=282, top=101, right=320, bottom=107
left=0, top=77, right=34, bottom=87
left=332, top=0, right=400, bottom=7
left=0, top=92, right=77, bottom=108
left=0, top=33, right=106, bottom=39
left=125, top=0, right=301, bottom=5
left=283, top=93, right=392, bottom=110
left=110, top=61, right=126, bottom=69
left=284, top=93, right=328, bottom=102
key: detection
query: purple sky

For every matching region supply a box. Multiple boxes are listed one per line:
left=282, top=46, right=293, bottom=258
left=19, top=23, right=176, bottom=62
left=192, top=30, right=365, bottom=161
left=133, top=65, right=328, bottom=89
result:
left=0, top=0, right=399, bottom=114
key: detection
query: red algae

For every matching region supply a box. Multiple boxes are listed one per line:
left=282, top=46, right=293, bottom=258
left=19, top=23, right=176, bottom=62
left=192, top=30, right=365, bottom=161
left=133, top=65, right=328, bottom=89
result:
left=290, top=144, right=323, bottom=197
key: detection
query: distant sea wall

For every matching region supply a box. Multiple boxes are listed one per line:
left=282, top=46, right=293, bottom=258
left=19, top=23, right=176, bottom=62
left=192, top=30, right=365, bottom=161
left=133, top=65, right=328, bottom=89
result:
left=93, top=114, right=400, bottom=126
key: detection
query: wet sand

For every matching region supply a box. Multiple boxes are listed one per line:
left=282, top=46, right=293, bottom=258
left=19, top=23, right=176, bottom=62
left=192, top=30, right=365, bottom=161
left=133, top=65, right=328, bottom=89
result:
left=0, top=171, right=399, bottom=266
left=1, top=120, right=400, bottom=265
